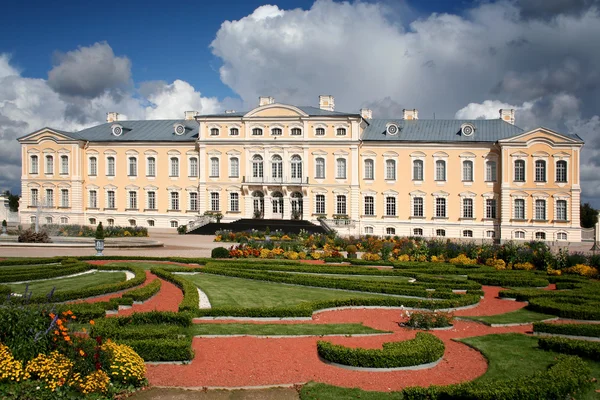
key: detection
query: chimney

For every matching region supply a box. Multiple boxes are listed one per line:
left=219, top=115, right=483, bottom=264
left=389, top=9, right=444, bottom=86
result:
left=184, top=111, right=199, bottom=120
left=225, top=110, right=237, bottom=114
left=259, top=96, right=275, bottom=106
left=106, top=112, right=119, bottom=123
left=499, top=109, right=515, bottom=125
left=319, top=95, right=335, bottom=112
left=360, top=108, right=372, bottom=120
left=402, top=109, right=418, bottom=120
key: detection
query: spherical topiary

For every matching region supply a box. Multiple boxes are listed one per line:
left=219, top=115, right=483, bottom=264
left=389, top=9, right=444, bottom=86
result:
left=211, top=247, right=230, bottom=258
left=346, top=245, right=357, bottom=254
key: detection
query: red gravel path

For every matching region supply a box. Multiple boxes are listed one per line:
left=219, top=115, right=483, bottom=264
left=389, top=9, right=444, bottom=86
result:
left=453, top=286, right=526, bottom=317
left=118, top=275, right=182, bottom=315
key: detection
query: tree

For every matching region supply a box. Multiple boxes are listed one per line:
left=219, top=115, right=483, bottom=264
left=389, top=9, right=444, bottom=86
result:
left=580, top=203, right=598, bottom=228
left=2, top=190, right=19, bottom=212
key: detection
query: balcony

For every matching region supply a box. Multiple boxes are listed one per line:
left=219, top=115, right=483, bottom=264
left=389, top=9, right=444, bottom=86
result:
left=242, top=176, right=309, bottom=185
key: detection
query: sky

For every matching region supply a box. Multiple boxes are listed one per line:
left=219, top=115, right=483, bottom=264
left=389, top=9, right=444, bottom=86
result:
left=1, top=0, right=599, bottom=205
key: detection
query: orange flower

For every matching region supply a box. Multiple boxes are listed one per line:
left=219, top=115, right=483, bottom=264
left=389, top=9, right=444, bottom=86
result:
left=64, top=336, right=71, bottom=342
left=89, top=320, right=95, bottom=325
left=49, top=313, right=55, bottom=319
left=53, top=330, right=59, bottom=335
left=71, top=315, right=76, bottom=319
left=56, top=319, right=63, bottom=326
left=79, top=350, right=85, bottom=356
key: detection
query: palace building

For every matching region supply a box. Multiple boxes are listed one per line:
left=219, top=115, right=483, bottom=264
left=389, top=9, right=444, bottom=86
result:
left=17, top=95, right=583, bottom=242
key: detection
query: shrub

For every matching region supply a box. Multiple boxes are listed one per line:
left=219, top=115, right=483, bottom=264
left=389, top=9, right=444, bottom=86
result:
left=402, top=311, right=453, bottom=330
left=527, top=296, right=600, bottom=320
left=533, top=322, right=600, bottom=338
left=564, top=264, right=598, bottom=278
left=118, top=338, right=193, bottom=362
left=101, top=341, right=146, bottom=385
left=95, top=222, right=104, bottom=240
left=513, top=262, right=535, bottom=271
left=17, top=229, right=50, bottom=243
left=177, top=225, right=187, bottom=235
left=317, top=332, right=444, bottom=368
left=151, top=268, right=198, bottom=312
left=538, top=336, right=600, bottom=361
left=485, top=258, right=506, bottom=270
left=448, top=254, right=477, bottom=265
left=123, top=279, right=161, bottom=302
left=0, top=342, right=28, bottom=383
left=345, top=245, right=357, bottom=254
left=211, top=247, right=230, bottom=258
left=361, top=252, right=382, bottom=261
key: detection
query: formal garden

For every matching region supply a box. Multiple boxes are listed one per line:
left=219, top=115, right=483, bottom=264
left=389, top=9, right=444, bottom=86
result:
left=1, top=236, right=600, bottom=398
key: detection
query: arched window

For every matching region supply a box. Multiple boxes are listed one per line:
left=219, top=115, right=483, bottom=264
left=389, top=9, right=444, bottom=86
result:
left=230, top=127, right=239, bottom=136
left=189, top=157, right=198, bottom=177
left=271, top=128, right=282, bottom=136
left=436, top=229, right=446, bottom=237
left=462, top=160, right=473, bottom=181
left=45, top=155, right=54, bottom=174
left=252, top=155, right=264, bottom=179
left=514, top=198, right=525, bottom=219
left=386, top=159, right=396, bottom=180
left=315, top=127, right=325, bottom=136
left=291, top=192, right=303, bottom=219
left=30, top=155, right=39, bottom=174
left=535, top=160, right=546, bottom=182
left=271, top=155, right=283, bottom=179
left=413, top=160, right=423, bottom=181
left=210, top=128, right=219, bottom=136
left=463, top=230, right=473, bottom=238
left=556, top=160, right=567, bottom=182
left=229, top=157, right=239, bottom=178
left=557, top=232, right=568, bottom=241
left=170, top=157, right=179, bottom=177
left=291, top=155, right=302, bottom=180
left=556, top=199, right=567, bottom=221
left=336, top=127, right=347, bottom=136
left=486, top=161, right=497, bottom=182
left=315, top=157, right=325, bottom=179
left=128, top=157, right=137, bottom=176
left=210, top=157, right=219, bottom=177
left=89, top=157, right=97, bottom=176
left=514, top=159, right=525, bottom=182
left=364, top=226, right=374, bottom=234
left=336, top=158, right=346, bottom=179
left=413, top=228, right=423, bottom=236
left=535, top=231, right=546, bottom=240
left=515, top=231, right=525, bottom=239
left=252, top=191, right=264, bottom=218
left=272, top=191, right=284, bottom=216
left=252, top=128, right=263, bottom=136
left=386, top=227, right=396, bottom=235
left=291, top=128, right=302, bottom=136
left=107, top=157, right=115, bottom=177
left=60, top=155, right=68, bottom=174
left=364, top=159, right=374, bottom=180
left=435, top=160, right=446, bottom=181
left=147, top=157, right=156, bottom=177
left=171, top=221, right=179, bottom=228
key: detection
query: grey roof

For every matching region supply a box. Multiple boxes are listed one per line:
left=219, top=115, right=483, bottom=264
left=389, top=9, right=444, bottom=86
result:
left=200, top=105, right=360, bottom=118
left=66, top=120, right=199, bottom=142
left=361, top=118, right=526, bottom=142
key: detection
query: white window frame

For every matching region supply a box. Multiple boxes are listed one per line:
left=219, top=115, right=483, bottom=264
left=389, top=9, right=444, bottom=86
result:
left=128, top=156, right=138, bottom=177
left=336, top=158, right=347, bottom=179
left=434, top=196, right=447, bottom=218
left=147, top=191, right=156, bottom=210
left=462, top=197, right=474, bottom=219
left=386, top=227, right=396, bottom=236
left=315, top=194, right=326, bottom=214
left=170, top=157, right=180, bottom=177
left=385, top=196, right=397, bottom=217
left=45, top=189, right=54, bottom=207
left=30, top=155, right=39, bottom=174
left=229, top=157, right=239, bottom=178
left=147, top=157, right=156, bottom=177
left=106, top=156, right=116, bottom=177
left=535, top=199, right=547, bottom=221
left=364, top=159, right=374, bottom=180
left=555, top=198, right=568, bottom=221
left=485, top=159, right=497, bottom=182
left=435, top=160, right=446, bottom=181
left=170, top=191, right=180, bottom=211
left=60, top=155, right=69, bottom=175
left=128, top=191, right=138, bottom=209
left=315, top=157, right=325, bottom=179
left=363, top=195, right=375, bottom=216
left=30, top=188, right=39, bottom=206
left=535, top=159, right=547, bottom=182
left=106, top=190, right=116, bottom=209
left=210, top=192, right=220, bottom=212
left=45, top=155, right=54, bottom=175
left=189, top=157, right=198, bottom=178
left=210, top=157, right=220, bottom=178
left=385, top=159, right=396, bottom=180
left=189, top=192, right=198, bottom=211
left=514, top=198, right=526, bottom=220
left=336, top=194, right=347, bottom=215
left=462, top=160, right=473, bottom=182
left=514, top=159, right=526, bottom=182
left=229, top=192, right=239, bottom=212
left=89, top=190, right=98, bottom=208
left=556, top=160, right=568, bottom=183
left=89, top=156, right=98, bottom=176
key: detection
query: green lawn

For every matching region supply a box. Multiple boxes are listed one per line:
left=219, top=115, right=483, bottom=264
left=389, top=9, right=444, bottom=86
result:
left=288, top=272, right=413, bottom=283
left=6, top=271, right=126, bottom=295
left=185, top=273, right=393, bottom=308
left=459, top=309, right=556, bottom=325
left=189, top=323, right=387, bottom=336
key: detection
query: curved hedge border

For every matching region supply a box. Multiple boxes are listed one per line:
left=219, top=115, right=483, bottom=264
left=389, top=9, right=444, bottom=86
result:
left=467, top=273, right=549, bottom=288
left=151, top=268, right=199, bottom=312
left=533, top=322, right=600, bottom=338
left=0, top=263, right=92, bottom=283
left=317, top=332, right=444, bottom=368
left=527, top=296, right=600, bottom=320
left=122, top=278, right=161, bottom=302
left=538, top=336, right=600, bottom=360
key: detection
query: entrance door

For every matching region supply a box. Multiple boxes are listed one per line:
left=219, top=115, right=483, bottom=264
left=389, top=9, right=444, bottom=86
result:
left=272, top=192, right=283, bottom=219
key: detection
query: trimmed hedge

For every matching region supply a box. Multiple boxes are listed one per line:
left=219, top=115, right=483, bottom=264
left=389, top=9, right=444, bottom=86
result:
left=467, top=273, right=549, bottom=288
left=211, top=247, right=230, bottom=258
left=317, top=332, right=444, bottom=368
left=533, top=322, right=600, bottom=338
left=527, top=296, right=600, bottom=320
left=118, top=337, right=194, bottom=361
left=0, top=263, right=91, bottom=283
left=151, top=268, right=199, bottom=312
left=92, top=321, right=182, bottom=340
left=122, top=278, right=161, bottom=302
left=538, top=336, right=600, bottom=360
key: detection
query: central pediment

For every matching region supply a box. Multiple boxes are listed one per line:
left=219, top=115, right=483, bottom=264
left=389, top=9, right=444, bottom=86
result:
left=244, top=103, right=308, bottom=118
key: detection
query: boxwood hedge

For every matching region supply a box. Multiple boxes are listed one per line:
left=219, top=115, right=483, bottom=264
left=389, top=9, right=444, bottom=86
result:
left=122, top=278, right=161, bottom=302
left=533, top=322, right=600, bottom=338
left=538, top=336, right=600, bottom=361
left=118, top=337, right=194, bottom=362
left=527, top=296, right=600, bottom=320
left=151, top=268, right=199, bottom=312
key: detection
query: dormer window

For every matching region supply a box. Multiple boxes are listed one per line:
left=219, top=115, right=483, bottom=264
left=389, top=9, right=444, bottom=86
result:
left=460, top=123, right=475, bottom=136
left=252, top=128, right=263, bottom=136
left=336, top=127, right=347, bottom=136
left=174, top=124, right=186, bottom=135
left=271, top=128, right=282, bottom=136
left=210, top=128, right=219, bottom=136
left=291, top=128, right=302, bottom=136
left=111, top=124, right=123, bottom=136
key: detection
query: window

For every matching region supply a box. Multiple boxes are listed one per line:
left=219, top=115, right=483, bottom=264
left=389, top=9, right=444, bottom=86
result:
left=291, top=155, right=302, bottom=179
left=129, top=219, right=136, bottom=227
left=30, top=189, right=39, bottom=206
left=463, top=198, right=473, bottom=218
left=386, top=227, right=396, bottom=235
left=413, top=228, right=423, bottom=236
left=557, top=232, right=568, bottom=241
left=147, top=220, right=155, bottom=227
left=462, top=160, right=473, bottom=181
left=486, top=230, right=496, bottom=238
left=336, top=195, right=347, bottom=215
left=515, top=231, right=525, bottom=239
left=336, top=158, right=346, bottom=179
left=107, top=157, right=115, bottom=177
left=336, top=127, right=347, bottom=136
left=364, top=226, right=374, bottom=234
left=170, top=220, right=179, bottom=228
left=45, top=155, right=54, bottom=174
left=30, top=155, right=39, bottom=174
left=210, top=192, right=220, bottom=211
left=252, top=128, right=263, bottom=136
left=128, top=191, right=137, bottom=209
left=315, top=194, right=325, bottom=214
left=463, top=230, right=473, bottom=238
left=316, top=127, right=325, bottom=136
left=435, top=197, right=446, bottom=218
left=60, top=155, right=68, bottom=174
left=486, top=161, right=497, bottom=182
left=170, top=192, right=179, bottom=210
left=230, top=157, right=239, bottom=178
left=514, top=199, right=525, bottom=219
left=45, top=189, right=54, bottom=207
left=230, top=192, right=239, bottom=212
left=147, top=192, right=156, bottom=209
left=189, top=192, right=198, bottom=211
left=128, top=157, right=137, bottom=176
left=46, top=217, right=53, bottom=224
left=189, top=157, right=198, bottom=177
left=89, top=190, right=97, bottom=208
left=535, top=199, right=546, bottom=220
left=107, top=218, right=114, bottom=227
left=413, top=160, right=423, bottom=181
left=252, top=155, right=264, bottom=178
left=291, top=128, right=302, bottom=136
left=486, top=199, right=497, bottom=219
left=410, top=197, right=423, bottom=218
left=556, top=200, right=567, bottom=221
left=364, top=159, right=374, bottom=180
left=535, top=160, right=546, bottom=182
left=107, top=191, right=115, bottom=209
left=386, top=160, right=396, bottom=180
left=385, top=197, right=396, bottom=216
left=271, top=128, right=282, bottom=136
left=170, top=157, right=179, bottom=177
left=230, top=128, right=239, bottom=136
left=210, top=157, right=219, bottom=177
left=364, top=196, right=374, bottom=216
left=89, top=218, right=96, bottom=225
left=535, top=231, right=546, bottom=240
left=271, top=155, right=283, bottom=179
left=30, top=216, right=36, bottom=224
left=147, top=157, right=156, bottom=177
left=436, top=229, right=446, bottom=237
left=556, top=160, right=567, bottom=182
left=435, top=160, right=446, bottom=181
left=514, top=159, right=525, bottom=182
left=315, top=158, right=325, bottom=179
left=89, top=157, right=97, bottom=176
left=210, top=128, right=219, bottom=136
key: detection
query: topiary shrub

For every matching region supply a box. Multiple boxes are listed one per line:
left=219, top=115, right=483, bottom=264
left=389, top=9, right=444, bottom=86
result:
left=211, top=247, right=230, bottom=258
left=95, top=222, right=104, bottom=240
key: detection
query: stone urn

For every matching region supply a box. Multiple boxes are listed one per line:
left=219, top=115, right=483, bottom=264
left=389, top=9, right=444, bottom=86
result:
left=95, top=239, right=104, bottom=256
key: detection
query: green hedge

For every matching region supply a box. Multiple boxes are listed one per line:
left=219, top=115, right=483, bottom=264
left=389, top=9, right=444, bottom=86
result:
left=0, top=263, right=91, bottom=283
left=0, top=284, right=11, bottom=297
left=151, top=268, right=198, bottom=312
left=467, top=273, right=549, bottom=288
left=317, top=332, right=444, bottom=368
left=92, top=321, right=182, bottom=340
left=527, top=296, right=600, bottom=320
left=538, top=336, right=600, bottom=361
left=534, top=322, right=600, bottom=338
left=122, top=278, right=161, bottom=302
left=118, top=337, right=194, bottom=362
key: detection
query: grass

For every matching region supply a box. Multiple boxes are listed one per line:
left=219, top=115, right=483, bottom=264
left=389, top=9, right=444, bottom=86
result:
left=6, top=271, right=126, bottom=295
left=185, top=272, right=394, bottom=308
left=459, top=309, right=556, bottom=325
left=288, top=272, right=413, bottom=283
left=189, top=323, right=388, bottom=336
